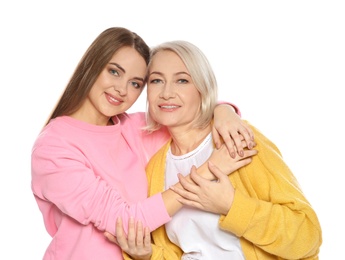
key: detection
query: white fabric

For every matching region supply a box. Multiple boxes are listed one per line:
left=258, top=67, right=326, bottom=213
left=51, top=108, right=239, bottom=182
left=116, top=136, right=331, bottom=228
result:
left=165, top=133, right=244, bottom=260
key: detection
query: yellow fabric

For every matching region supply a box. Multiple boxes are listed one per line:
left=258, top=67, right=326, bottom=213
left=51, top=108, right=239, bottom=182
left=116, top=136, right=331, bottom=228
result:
left=146, top=122, right=322, bottom=260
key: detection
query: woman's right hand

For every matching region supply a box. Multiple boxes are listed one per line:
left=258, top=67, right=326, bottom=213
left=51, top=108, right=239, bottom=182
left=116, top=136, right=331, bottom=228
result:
left=170, top=162, right=236, bottom=215
left=208, top=141, right=257, bottom=176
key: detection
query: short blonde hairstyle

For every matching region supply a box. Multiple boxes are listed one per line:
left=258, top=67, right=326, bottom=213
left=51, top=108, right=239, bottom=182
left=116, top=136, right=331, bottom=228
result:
left=145, top=41, right=218, bottom=131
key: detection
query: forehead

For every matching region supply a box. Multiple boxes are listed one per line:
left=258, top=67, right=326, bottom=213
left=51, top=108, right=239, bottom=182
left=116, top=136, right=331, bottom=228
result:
left=110, top=46, right=147, bottom=75
left=150, top=50, right=187, bottom=72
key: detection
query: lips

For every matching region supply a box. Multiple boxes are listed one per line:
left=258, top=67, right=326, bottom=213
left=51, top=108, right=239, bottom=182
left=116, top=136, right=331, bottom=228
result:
left=158, top=103, right=181, bottom=112
left=106, top=93, right=123, bottom=105
left=159, top=105, right=179, bottom=109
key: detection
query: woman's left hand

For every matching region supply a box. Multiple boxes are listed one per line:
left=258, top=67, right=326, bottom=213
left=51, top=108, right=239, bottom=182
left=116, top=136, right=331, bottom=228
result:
left=104, top=217, right=152, bottom=260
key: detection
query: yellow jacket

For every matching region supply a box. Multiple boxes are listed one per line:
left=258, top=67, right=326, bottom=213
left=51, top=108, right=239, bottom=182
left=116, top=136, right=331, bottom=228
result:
left=123, top=123, right=322, bottom=259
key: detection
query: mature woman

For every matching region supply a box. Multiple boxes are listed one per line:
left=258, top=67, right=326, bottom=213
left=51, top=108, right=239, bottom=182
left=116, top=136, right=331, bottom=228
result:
left=115, top=41, right=322, bottom=259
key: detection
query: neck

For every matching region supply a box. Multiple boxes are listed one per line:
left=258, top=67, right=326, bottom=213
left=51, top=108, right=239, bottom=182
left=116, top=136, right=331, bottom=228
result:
left=169, top=124, right=212, bottom=156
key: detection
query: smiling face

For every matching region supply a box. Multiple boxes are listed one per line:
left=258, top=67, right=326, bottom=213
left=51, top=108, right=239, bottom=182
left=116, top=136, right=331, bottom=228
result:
left=147, top=50, right=202, bottom=131
left=72, top=46, right=147, bottom=125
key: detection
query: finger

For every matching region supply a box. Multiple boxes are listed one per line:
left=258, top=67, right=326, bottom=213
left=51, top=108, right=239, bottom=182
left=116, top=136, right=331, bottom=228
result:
left=177, top=166, right=208, bottom=194
left=236, top=157, right=253, bottom=169
left=176, top=196, right=204, bottom=209
left=221, top=133, right=237, bottom=158
left=171, top=182, right=200, bottom=202
left=227, top=130, right=244, bottom=157
left=104, top=231, right=118, bottom=244
left=135, top=220, right=144, bottom=248
left=177, top=173, right=201, bottom=195
left=116, top=217, right=124, bottom=237
left=207, top=161, right=227, bottom=181
left=211, top=126, right=222, bottom=149
left=189, top=165, right=211, bottom=187
left=115, top=217, right=128, bottom=249
left=127, top=217, right=136, bottom=248
left=241, top=148, right=258, bottom=159
left=238, top=125, right=255, bottom=149
left=143, top=227, right=151, bottom=249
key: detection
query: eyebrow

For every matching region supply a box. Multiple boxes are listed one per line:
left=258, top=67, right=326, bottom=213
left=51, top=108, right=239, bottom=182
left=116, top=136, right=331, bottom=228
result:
left=109, top=62, right=145, bottom=82
left=149, top=71, right=191, bottom=77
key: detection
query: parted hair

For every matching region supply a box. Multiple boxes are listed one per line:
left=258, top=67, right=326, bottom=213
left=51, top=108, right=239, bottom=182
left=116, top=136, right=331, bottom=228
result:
left=145, top=40, right=218, bottom=132
left=46, top=27, right=150, bottom=125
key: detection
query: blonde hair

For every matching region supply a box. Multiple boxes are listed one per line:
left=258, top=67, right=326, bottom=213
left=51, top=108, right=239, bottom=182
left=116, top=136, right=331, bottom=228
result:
left=145, top=40, right=218, bottom=131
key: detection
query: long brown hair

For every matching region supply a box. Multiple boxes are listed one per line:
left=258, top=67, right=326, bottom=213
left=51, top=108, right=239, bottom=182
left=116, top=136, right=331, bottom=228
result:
left=46, top=27, right=150, bottom=125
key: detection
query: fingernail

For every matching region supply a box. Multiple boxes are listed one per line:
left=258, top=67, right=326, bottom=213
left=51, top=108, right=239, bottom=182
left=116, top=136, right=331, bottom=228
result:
left=231, top=152, right=236, bottom=158
left=239, top=150, right=244, bottom=157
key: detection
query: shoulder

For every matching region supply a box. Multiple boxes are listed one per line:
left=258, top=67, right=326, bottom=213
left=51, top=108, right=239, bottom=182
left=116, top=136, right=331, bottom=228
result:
left=245, top=121, right=282, bottom=157
left=147, top=141, right=171, bottom=169
left=117, top=112, right=146, bottom=127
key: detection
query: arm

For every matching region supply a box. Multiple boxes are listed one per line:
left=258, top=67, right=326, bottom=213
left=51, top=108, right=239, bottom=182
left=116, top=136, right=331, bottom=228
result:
left=152, top=140, right=257, bottom=217
left=172, top=123, right=322, bottom=259
left=104, top=142, right=257, bottom=259
left=221, top=126, right=322, bottom=259
left=31, top=143, right=171, bottom=237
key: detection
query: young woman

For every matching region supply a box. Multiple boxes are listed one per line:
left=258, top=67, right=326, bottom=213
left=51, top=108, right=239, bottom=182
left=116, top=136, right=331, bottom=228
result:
left=31, top=27, right=256, bottom=259
left=113, top=41, right=322, bottom=259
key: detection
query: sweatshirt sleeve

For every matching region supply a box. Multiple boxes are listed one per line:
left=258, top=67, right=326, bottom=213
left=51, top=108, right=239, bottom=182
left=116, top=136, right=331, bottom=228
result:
left=31, top=140, right=171, bottom=236
left=217, top=101, right=241, bottom=117
left=219, top=123, right=322, bottom=259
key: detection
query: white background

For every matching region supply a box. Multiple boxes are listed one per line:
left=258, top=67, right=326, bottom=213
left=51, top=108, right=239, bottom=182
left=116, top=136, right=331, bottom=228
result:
left=1, top=0, right=344, bottom=259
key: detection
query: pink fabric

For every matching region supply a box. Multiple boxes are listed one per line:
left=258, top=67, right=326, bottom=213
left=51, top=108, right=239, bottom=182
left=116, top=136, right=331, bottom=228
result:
left=31, top=113, right=171, bottom=259
left=218, top=101, right=241, bottom=117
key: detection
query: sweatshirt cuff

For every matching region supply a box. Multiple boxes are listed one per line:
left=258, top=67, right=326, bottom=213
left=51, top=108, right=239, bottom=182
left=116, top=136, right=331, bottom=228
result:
left=217, top=101, right=241, bottom=117
left=143, top=193, right=172, bottom=231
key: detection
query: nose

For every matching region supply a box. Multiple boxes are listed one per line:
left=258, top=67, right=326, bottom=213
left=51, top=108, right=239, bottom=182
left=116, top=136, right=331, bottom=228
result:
left=113, top=80, right=127, bottom=96
left=160, top=82, right=176, bottom=99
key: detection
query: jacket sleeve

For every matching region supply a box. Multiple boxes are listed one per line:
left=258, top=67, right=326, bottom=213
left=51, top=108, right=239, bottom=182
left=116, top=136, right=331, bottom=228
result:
left=219, top=122, right=322, bottom=259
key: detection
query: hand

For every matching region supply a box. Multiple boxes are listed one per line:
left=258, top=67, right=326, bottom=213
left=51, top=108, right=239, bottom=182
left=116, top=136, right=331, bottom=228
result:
left=207, top=142, right=257, bottom=176
left=170, top=162, right=235, bottom=215
left=213, top=104, right=255, bottom=158
left=104, top=217, right=152, bottom=260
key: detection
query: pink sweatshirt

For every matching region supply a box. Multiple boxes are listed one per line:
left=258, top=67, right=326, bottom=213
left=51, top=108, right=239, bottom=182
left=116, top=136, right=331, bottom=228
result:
left=31, top=113, right=171, bottom=259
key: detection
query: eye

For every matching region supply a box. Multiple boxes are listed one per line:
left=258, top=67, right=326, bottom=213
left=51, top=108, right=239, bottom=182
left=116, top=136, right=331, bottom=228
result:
left=149, top=79, right=163, bottom=84
left=177, top=79, right=188, bottom=84
left=129, top=81, right=143, bottom=89
left=109, top=69, right=119, bottom=76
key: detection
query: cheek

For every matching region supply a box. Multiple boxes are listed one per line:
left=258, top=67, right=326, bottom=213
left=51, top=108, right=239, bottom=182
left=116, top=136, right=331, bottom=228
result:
left=185, top=90, right=200, bottom=105
left=128, top=89, right=142, bottom=102
left=147, top=88, right=157, bottom=103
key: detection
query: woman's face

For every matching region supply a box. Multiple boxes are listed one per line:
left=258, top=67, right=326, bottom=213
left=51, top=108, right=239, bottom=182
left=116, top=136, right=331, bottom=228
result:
left=147, top=50, right=201, bottom=130
left=74, top=46, right=147, bottom=125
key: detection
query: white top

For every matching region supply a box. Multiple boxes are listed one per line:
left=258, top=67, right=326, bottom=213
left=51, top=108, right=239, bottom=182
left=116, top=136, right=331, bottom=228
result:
left=165, top=133, right=245, bottom=260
